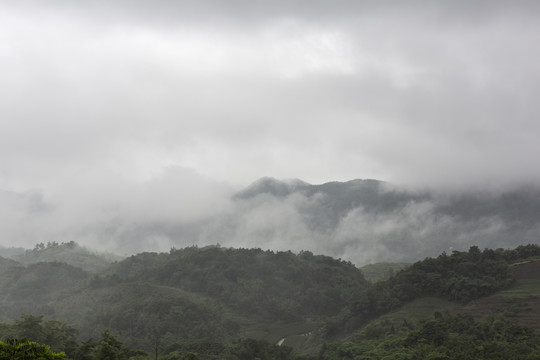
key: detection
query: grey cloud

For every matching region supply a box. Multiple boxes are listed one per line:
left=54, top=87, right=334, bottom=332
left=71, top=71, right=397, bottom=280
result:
left=1, top=1, right=540, bottom=255
left=0, top=168, right=234, bottom=252
left=11, top=1, right=540, bottom=27
left=136, top=184, right=537, bottom=266
left=2, top=175, right=538, bottom=265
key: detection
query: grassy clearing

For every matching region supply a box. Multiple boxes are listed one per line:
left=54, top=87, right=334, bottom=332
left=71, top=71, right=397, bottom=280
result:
left=458, top=261, right=540, bottom=331
left=373, top=297, right=460, bottom=325
left=496, top=279, right=540, bottom=298
left=510, top=257, right=540, bottom=266
left=349, top=297, right=461, bottom=341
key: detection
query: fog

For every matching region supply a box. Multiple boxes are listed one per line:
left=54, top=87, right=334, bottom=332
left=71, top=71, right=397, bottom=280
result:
left=4, top=173, right=538, bottom=266
left=1, top=1, right=540, bottom=261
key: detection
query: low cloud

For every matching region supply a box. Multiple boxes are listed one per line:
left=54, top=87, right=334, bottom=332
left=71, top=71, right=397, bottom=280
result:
left=1, top=177, right=538, bottom=265
left=0, top=167, right=233, bottom=253
left=1, top=1, right=540, bottom=260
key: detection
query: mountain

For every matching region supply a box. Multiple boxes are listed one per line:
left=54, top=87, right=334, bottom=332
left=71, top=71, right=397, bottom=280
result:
left=238, top=177, right=540, bottom=225
left=224, top=178, right=540, bottom=264
left=0, top=242, right=539, bottom=357
left=88, top=177, right=540, bottom=267
left=235, top=177, right=311, bottom=198
left=3, top=177, right=540, bottom=267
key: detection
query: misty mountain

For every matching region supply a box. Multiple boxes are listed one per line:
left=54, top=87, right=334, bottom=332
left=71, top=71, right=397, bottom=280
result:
left=2, top=177, right=540, bottom=266
left=3, top=241, right=121, bottom=273
left=235, top=177, right=311, bottom=198
left=238, top=177, right=540, bottom=224
left=0, top=256, right=22, bottom=273
left=166, top=177, right=540, bottom=265
left=238, top=177, right=427, bottom=225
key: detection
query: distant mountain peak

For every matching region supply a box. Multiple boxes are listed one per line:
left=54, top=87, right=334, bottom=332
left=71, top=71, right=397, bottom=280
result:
left=235, top=177, right=311, bottom=199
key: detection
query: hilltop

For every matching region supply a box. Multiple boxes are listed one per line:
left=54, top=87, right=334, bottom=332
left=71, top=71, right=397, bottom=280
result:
left=1, top=241, right=122, bottom=273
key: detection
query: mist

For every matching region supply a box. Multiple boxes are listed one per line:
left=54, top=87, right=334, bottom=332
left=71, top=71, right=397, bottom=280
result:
left=4, top=174, right=537, bottom=266
left=1, top=1, right=540, bottom=261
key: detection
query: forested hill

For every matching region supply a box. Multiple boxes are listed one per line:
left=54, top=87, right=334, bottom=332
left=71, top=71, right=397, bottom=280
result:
left=1, top=243, right=540, bottom=358
left=104, top=246, right=369, bottom=320
left=4, top=241, right=121, bottom=273
left=0, top=245, right=371, bottom=351
left=0, top=256, right=22, bottom=272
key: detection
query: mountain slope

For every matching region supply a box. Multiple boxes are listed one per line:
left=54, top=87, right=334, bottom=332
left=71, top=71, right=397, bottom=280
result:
left=12, top=241, right=121, bottom=273
left=105, top=246, right=369, bottom=320
left=0, top=243, right=539, bottom=356
left=0, top=261, right=89, bottom=322
left=0, top=245, right=369, bottom=350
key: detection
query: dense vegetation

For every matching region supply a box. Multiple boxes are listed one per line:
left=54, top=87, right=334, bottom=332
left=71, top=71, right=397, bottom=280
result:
left=358, top=262, right=410, bottom=282
left=322, top=312, right=540, bottom=360
left=9, top=241, right=120, bottom=273
left=0, top=315, right=145, bottom=359
left=352, top=245, right=540, bottom=318
left=3, top=312, right=540, bottom=360
left=0, top=261, right=89, bottom=321
left=0, top=315, right=302, bottom=360
left=319, top=244, right=540, bottom=337
left=1, top=244, right=370, bottom=350
left=106, top=246, right=368, bottom=320
left=1, top=242, right=540, bottom=358
left=0, top=338, right=65, bottom=360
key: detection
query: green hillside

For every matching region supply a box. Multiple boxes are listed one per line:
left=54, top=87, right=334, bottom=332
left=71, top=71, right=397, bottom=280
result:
left=0, top=244, right=370, bottom=352
left=12, top=241, right=121, bottom=273
left=0, top=261, right=88, bottom=322
left=121, top=246, right=368, bottom=320
left=458, top=258, right=540, bottom=332
left=0, top=243, right=539, bottom=359
left=320, top=254, right=540, bottom=360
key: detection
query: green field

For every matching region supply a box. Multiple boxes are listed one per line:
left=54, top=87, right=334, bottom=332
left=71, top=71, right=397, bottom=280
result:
left=356, top=296, right=460, bottom=333
left=457, top=260, right=540, bottom=331
left=496, top=279, right=540, bottom=298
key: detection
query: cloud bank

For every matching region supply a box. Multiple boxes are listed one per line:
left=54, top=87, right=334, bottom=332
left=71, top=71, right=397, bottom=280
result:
left=1, top=1, right=540, bottom=259
left=1, top=1, right=540, bottom=190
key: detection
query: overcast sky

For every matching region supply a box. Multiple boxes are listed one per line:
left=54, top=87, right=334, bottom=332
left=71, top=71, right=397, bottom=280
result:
left=2, top=0, right=540, bottom=191
left=1, top=1, right=540, bottom=251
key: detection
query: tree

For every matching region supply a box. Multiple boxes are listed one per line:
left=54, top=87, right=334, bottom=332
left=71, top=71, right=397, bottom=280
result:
left=95, top=329, right=147, bottom=360
left=12, top=314, right=45, bottom=343
left=96, top=329, right=125, bottom=360
left=0, top=338, right=65, bottom=360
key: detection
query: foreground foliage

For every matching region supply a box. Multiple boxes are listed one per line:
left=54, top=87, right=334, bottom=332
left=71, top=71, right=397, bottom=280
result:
left=0, top=315, right=145, bottom=360
left=0, top=338, right=65, bottom=360
left=3, top=312, right=540, bottom=360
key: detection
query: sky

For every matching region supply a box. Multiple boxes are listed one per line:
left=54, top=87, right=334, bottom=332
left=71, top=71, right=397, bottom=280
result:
left=1, top=1, right=540, bottom=254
